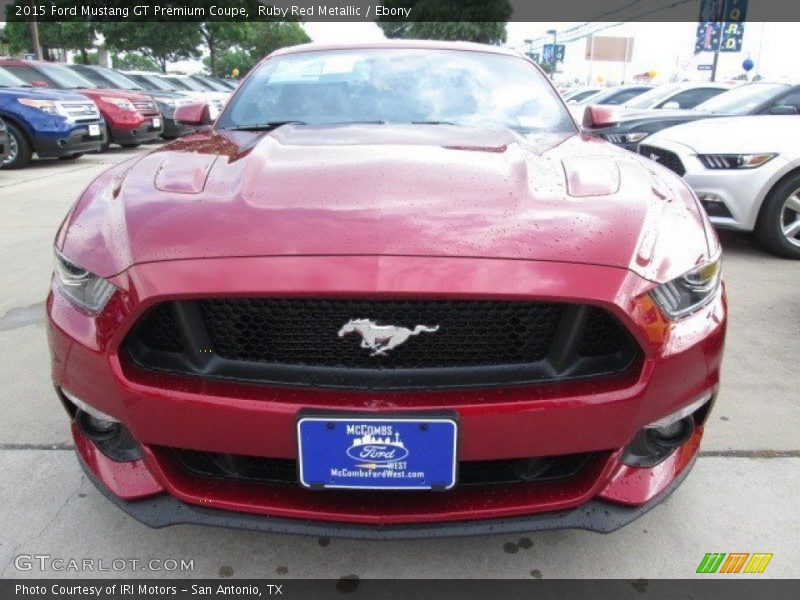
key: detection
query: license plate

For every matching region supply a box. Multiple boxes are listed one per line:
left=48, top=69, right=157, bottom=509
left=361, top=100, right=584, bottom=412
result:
left=297, top=416, right=457, bottom=490
left=152, top=117, right=162, bottom=128
left=88, top=124, right=100, bottom=137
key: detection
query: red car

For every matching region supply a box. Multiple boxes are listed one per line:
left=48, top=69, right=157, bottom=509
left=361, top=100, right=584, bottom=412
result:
left=47, top=42, right=726, bottom=538
left=0, top=59, right=163, bottom=149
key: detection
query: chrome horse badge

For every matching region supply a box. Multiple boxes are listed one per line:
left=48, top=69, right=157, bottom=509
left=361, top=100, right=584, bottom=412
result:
left=338, top=319, right=439, bottom=356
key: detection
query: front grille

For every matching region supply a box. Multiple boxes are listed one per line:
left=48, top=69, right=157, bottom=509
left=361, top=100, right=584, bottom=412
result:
left=59, top=101, right=100, bottom=122
left=132, top=100, right=159, bottom=115
left=169, top=448, right=596, bottom=488
left=640, top=145, right=686, bottom=176
left=124, top=298, right=641, bottom=390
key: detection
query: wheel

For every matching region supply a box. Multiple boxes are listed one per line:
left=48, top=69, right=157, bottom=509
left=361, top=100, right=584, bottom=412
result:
left=120, top=143, right=141, bottom=149
left=58, top=153, right=83, bottom=160
left=1, top=121, right=33, bottom=169
left=755, top=172, right=800, bottom=259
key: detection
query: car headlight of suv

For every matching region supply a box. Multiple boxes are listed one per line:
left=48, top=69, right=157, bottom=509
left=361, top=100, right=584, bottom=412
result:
left=54, top=251, right=116, bottom=313
left=18, top=98, right=63, bottom=117
left=604, top=132, right=649, bottom=144
left=698, top=153, right=777, bottom=169
left=100, top=97, right=136, bottom=111
left=650, top=259, right=722, bottom=320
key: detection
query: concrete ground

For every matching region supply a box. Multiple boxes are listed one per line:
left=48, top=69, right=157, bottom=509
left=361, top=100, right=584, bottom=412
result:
left=0, top=147, right=798, bottom=580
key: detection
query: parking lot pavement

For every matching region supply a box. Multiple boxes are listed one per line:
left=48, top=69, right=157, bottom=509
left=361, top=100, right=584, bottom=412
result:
left=1, top=148, right=798, bottom=579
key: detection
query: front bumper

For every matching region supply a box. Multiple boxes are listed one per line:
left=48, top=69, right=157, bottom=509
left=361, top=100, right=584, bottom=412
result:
left=33, top=121, right=106, bottom=157
left=47, top=255, right=726, bottom=534
left=110, top=118, right=163, bottom=145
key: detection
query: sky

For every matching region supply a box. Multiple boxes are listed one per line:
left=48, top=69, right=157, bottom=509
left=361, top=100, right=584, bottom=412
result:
left=301, top=21, right=800, bottom=84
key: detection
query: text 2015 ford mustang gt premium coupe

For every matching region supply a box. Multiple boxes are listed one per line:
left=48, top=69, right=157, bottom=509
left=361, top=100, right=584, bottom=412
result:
left=47, top=42, right=726, bottom=539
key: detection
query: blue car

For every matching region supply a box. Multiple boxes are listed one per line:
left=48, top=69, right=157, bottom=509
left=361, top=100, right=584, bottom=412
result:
left=0, top=66, right=106, bottom=168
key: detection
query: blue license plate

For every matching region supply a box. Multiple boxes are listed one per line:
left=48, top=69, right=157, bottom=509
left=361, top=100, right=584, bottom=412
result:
left=297, top=416, right=458, bottom=490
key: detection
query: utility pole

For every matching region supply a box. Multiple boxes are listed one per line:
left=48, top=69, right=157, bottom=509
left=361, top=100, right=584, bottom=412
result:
left=28, top=0, right=43, bottom=59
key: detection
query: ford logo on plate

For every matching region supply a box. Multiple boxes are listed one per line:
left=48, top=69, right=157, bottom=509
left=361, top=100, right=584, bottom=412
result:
left=346, top=430, right=410, bottom=463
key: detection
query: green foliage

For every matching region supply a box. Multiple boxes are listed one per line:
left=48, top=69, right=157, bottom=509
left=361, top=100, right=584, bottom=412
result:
left=203, top=22, right=310, bottom=77
left=378, top=0, right=511, bottom=44
left=98, top=22, right=203, bottom=72
left=111, top=53, right=160, bottom=72
left=72, top=50, right=99, bottom=65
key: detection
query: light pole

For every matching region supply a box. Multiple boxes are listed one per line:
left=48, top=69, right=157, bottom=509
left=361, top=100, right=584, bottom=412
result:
left=547, top=29, right=557, bottom=77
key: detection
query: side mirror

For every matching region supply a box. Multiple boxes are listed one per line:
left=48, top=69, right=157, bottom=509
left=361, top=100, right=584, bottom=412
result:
left=32, top=80, right=49, bottom=88
left=769, top=105, right=798, bottom=115
left=582, top=105, right=619, bottom=129
left=174, top=102, right=213, bottom=125
left=661, top=101, right=680, bottom=109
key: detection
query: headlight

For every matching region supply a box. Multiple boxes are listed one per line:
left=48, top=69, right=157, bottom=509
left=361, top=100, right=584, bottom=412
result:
left=18, top=98, right=62, bottom=116
left=100, top=96, right=136, bottom=111
left=604, top=132, right=649, bottom=144
left=698, top=153, right=777, bottom=169
left=54, top=251, right=116, bottom=313
left=650, top=259, right=721, bottom=320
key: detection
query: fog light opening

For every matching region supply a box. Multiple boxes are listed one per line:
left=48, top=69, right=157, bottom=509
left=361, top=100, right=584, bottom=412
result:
left=77, top=410, right=119, bottom=441
left=622, top=393, right=712, bottom=467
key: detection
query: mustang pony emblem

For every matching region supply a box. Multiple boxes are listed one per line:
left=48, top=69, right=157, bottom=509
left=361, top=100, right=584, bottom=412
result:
left=338, top=319, right=439, bottom=356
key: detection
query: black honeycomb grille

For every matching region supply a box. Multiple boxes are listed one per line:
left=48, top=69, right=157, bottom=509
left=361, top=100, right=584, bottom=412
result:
left=125, top=298, right=641, bottom=390
left=197, top=298, right=562, bottom=369
left=137, top=304, right=184, bottom=353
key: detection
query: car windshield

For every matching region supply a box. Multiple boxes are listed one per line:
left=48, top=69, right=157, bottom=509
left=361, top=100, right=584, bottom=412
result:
left=194, top=76, right=229, bottom=92
left=695, top=83, right=789, bottom=114
left=165, top=76, right=206, bottom=92
left=624, top=84, right=684, bottom=109
left=38, top=64, right=95, bottom=89
left=218, top=48, right=575, bottom=133
left=94, top=68, right=144, bottom=90
left=129, top=74, right=173, bottom=91
left=0, top=67, right=29, bottom=87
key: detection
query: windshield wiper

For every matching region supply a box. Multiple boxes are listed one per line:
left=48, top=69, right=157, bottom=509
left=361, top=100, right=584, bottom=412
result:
left=226, top=120, right=307, bottom=131
left=411, top=120, right=458, bottom=125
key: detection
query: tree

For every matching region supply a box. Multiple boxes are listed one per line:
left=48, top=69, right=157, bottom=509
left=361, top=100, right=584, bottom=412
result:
left=203, top=22, right=310, bottom=77
left=3, top=2, right=98, bottom=60
left=378, top=0, right=511, bottom=44
left=200, top=23, right=250, bottom=77
left=98, top=22, right=203, bottom=72
left=111, top=52, right=160, bottom=72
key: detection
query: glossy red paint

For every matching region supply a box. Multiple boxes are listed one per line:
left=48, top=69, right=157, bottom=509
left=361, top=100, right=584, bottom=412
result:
left=583, top=104, right=621, bottom=128
left=598, top=427, right=704, bottom=505
left=72, top=424, right=164, bottom=500
left=47, top=42, right=726, bottom=532
left=174, top=102, right=213, bottom=126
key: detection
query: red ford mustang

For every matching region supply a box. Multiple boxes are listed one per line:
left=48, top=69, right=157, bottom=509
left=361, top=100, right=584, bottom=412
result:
left=47, top=41, right=726, bottom=538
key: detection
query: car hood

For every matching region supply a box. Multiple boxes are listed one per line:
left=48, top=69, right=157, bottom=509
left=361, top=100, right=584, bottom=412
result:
left=612, top=108, right=705, bottom=122
left=61, top=124, right=713, bottom=284
left=646, top=115, right=800, bottom=154
left=0, top=86, right=93, bottom=102
left=77, top=87, right=153, bottom=101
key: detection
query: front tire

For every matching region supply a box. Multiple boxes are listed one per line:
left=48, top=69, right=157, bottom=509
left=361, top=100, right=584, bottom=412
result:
left=1, top=122, right=33, bottom=169
left=755, top=173, right=800, bottom=259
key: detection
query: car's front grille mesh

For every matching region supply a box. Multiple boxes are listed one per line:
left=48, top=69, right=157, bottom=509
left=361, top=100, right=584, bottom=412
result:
left=197, top=298, right=562, bottom=369
left=132, top=100, right=159, bottom=115
left=168, top=447, right=597, bottom=488
left=640, top=145, right=686, bottom=176
left=125, top=298, right=641, bottom=390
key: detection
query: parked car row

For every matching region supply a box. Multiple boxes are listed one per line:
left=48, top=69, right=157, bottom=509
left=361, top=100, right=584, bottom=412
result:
left=0, top=58, right=238, bottom=169
left=574, top=81, right=800, bottom=258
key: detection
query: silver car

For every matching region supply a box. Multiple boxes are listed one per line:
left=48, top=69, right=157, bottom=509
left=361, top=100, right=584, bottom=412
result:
left=641, top=115, right=800, bottom=258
